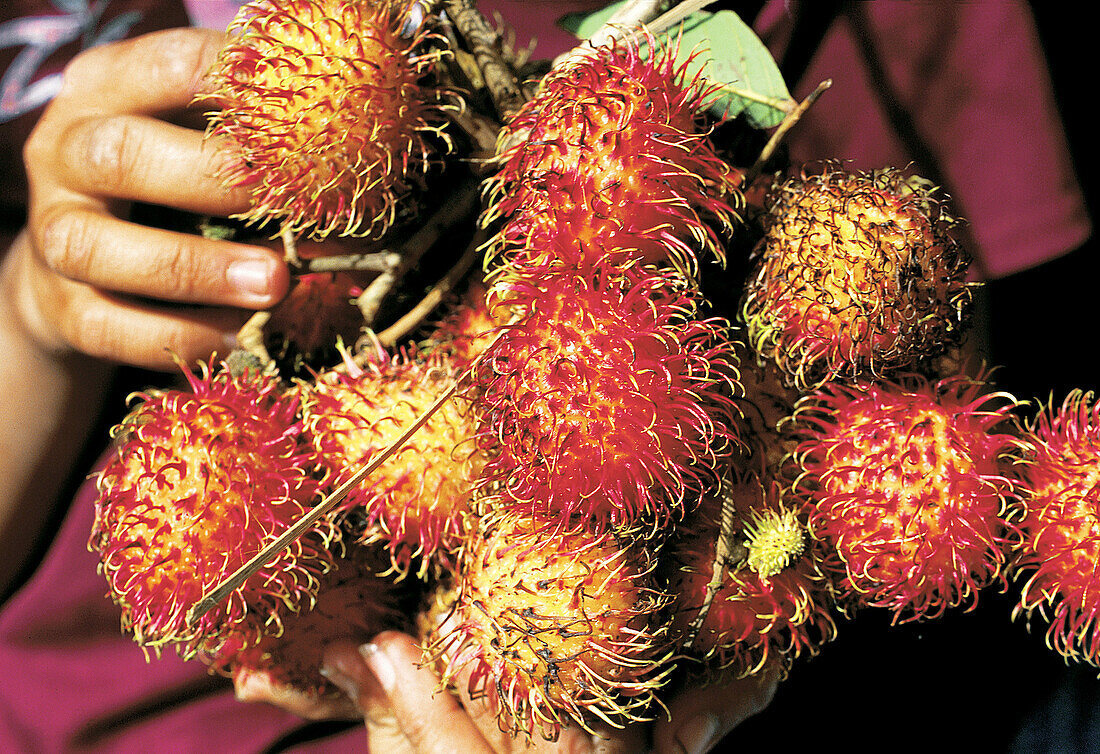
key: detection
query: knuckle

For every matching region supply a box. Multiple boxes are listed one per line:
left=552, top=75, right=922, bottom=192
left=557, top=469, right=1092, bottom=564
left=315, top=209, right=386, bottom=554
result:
left=66, top=115, right=144, bottom=194
left=62, top=299, right=115, bottom=359
left=147, top=239, right=204, bottom=301
left=35, top=204, right=95, bottom=279
left=146, top=28, right=226, bottom=98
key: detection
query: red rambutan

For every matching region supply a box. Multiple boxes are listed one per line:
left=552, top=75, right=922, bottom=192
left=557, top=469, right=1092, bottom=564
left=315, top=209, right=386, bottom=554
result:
left=789, top=373, right=1025, bottom=622
left=1012, top=391, right=1100, bottom=665
left=474, top=268, right=741, bottom=533
left=482, top=37, right=740, bottom=275
left=90, top=360, right=336, bottom=658
left=212, top=544, right=410, bottom=698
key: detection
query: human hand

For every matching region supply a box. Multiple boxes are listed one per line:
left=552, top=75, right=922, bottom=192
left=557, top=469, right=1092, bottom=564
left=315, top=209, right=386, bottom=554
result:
left=318, top=631, right=779, bottom=754
left=9, top=27, right=289, bottom=370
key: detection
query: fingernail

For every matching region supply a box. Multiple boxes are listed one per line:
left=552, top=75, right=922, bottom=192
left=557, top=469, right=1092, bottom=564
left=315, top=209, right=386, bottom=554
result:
left=318, top=664, right=359, bottom=705
left=675, top=712, right=720, bottom=754
left=227, top=258, right=272, bottom=299
left=359, top=642, right=396, bottom=692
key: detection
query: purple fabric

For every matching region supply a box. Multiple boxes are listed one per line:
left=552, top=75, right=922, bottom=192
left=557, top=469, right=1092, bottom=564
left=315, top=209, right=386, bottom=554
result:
left=0, top=454, right=362, bottom=753
left=755, top=0, right=1091, bottom=279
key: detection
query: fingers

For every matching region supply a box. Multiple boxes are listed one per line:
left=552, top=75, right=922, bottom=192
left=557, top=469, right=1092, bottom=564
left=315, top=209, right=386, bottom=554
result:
left=32, top=202, right=286, bottom=308
left=4, top=233, right=247, bottom=370
left=651, top=667, right=780, bottom=754
left=56, top=27, right=227, bottom=115
left=234, top=667, right=361, bottom=721
left=322, top=634, right=495, bottom=754
left=54, top=115, right=249, bottom=215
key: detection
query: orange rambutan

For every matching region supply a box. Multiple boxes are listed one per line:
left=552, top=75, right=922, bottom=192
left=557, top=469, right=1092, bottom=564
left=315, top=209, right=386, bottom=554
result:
left=474, top=268, right=741, bottom=533
left=302, top=350, right=483, bottom=578
left=1012, top=391, right=1100, bottom=665
left=426, top=513, right=673, bottom=741
left=740, top=164, right=973, bottom=388
left=789, top=373, right=1026, bottom=622
left=481, top=37, right=740, bottom=276
left=205, top=0, right=457, bottom=240
left=90, top=359, right=336, bottom=659
left=664, top=475, right=835, bottom=678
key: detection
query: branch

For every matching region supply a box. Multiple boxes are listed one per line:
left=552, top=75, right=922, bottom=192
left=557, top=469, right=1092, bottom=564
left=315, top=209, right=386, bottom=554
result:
left=442, top=0, right=526, bottom=119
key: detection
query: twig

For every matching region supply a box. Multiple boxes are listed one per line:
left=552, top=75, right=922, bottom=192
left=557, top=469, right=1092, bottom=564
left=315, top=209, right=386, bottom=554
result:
left=442, top=0, right=526, bottom=119
left=234, top=310, right=273, bottom=366
left=355, top=178, right=481, bottom=328
left=743, top=78, right=832, bottom=187
left=683, top=476, right=745, bottom=649
left=299, top=251, right=402, bottom=274
left=376, top=227, right=487, bottom=347
left=551, top=0, right=717, bottom=70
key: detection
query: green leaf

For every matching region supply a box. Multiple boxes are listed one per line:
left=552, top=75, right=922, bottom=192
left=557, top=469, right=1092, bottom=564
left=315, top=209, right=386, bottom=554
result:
left=557, top=0, right=631, bottom=38
left=557, top=4, right=794, bottom=129
left=684, top=11, right=792, bottom=128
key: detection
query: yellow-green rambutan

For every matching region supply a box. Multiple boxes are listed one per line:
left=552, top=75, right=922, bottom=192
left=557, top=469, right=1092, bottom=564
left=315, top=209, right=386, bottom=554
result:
left=740, top=164, right=973, bottom=388
left=426, top=513, right=674, bottom=741
left=302, top=350, right=483, bottom=578
left=663, top=475, right=836, bottom=679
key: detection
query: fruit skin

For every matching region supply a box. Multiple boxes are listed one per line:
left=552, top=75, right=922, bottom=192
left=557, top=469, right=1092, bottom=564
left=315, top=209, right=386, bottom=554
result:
left=303, top=350, right=483, bottom=579
left=740, top=164, right=973, bottom=388
left=206, top=0, right=456, bottom=240
left=474, top=268, right=742, bottom=534
left=426, top=513, right=674, bottom=741
left=265, top=272, right=365, bottom=369
left=1012, top=391, right=1100, bottom=665
left=663, top=475, right=836, bottom=679
left=211, top=544, right=410, bottom=697
left=481, top=36, right=740, bottom=277
left=789, top=373, right=1025, bottom=623
left=90, top=359, right=337, bottom=659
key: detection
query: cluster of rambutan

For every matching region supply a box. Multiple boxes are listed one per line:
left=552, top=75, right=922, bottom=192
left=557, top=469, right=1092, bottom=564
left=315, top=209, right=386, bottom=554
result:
left=418, top=36, right=846, bottom=741
left=87, top=0, right=1100, bottom=746
left=729, top=161, right=1100, bottom=683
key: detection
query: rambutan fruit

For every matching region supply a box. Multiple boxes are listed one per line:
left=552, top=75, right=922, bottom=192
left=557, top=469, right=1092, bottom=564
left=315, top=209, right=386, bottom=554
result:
left=789, top=373, right=1026, bottom=622
left=302, top=351, right=483, bottom=579
left=1011, top=391, right=1100, bottom=665
left=740, top=164, right=973, bottom=388
left=90, top=359, right=337, bottom=659
left=212, top=544, right=411, bottom=698
left=265, top=272, right=365, bottom=368
left=474, top=268, right=742, bottom=533
left=663, top=475, right=836, bottom=679
left=205, top=0, right=457, bottom=240
left=427, top=276, right=513, bottom=369
left=426, top=513, right=674, bottom=741
left=481, top=37, right=740, bottom=275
